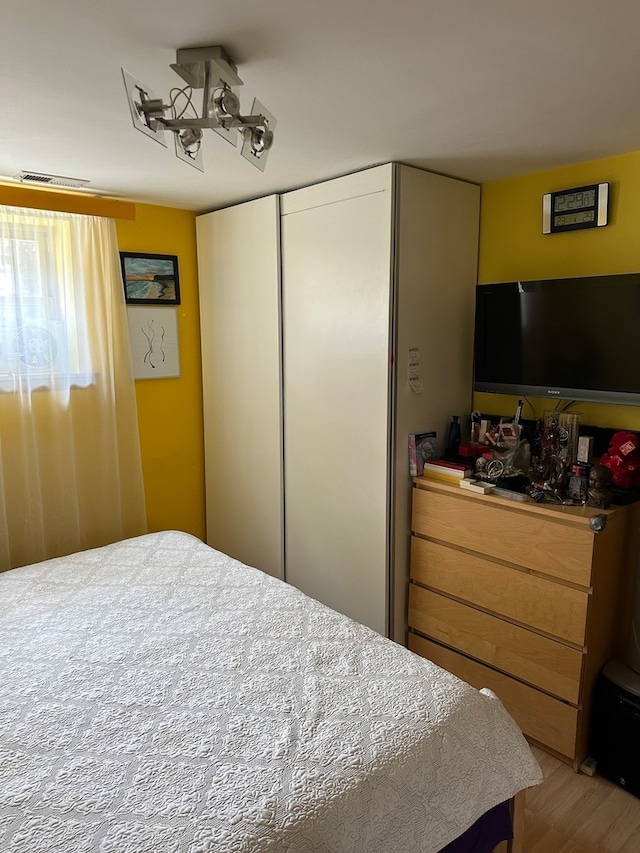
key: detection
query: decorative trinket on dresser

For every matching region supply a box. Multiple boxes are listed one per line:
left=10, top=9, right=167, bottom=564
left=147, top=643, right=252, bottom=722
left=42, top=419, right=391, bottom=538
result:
left=587, top=464, right=613, bottom=509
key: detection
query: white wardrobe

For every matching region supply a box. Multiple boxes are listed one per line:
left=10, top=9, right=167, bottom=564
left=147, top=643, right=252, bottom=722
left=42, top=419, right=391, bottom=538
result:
left=197, top=163, right=479, bottom=643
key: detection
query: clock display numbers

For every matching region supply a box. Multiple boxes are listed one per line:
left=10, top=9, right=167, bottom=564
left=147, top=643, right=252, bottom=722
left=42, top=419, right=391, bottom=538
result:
left=542, top=182, right=609, bottom=234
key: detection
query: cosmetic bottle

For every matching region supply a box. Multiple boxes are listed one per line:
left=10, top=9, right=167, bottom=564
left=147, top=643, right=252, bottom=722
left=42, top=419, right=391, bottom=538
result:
left=448, top=415, right=461, bottom=453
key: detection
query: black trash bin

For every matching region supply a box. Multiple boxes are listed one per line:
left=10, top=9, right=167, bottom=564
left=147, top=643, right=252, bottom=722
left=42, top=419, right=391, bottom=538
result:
left=591, top=659, right=640, bottom=799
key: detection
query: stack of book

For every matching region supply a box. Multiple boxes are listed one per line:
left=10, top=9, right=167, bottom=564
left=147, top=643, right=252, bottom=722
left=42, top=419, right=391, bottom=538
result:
left=422, top=458, right=473, bottom=485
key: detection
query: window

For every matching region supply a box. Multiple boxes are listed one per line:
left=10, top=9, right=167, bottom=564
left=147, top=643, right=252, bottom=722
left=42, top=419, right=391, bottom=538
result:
left=0, top=203, right=147, bottom=571
left=0, top=208, right=94, bottom=393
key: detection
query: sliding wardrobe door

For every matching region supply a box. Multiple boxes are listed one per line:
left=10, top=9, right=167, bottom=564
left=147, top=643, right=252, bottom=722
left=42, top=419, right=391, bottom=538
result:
left=281, top=166, right=394, bottom=635
left=197, top=196, right=283, bottom=578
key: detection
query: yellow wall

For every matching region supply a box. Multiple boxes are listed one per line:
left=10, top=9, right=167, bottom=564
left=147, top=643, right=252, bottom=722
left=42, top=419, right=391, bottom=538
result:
left=116, top=205, right=205, bottom=539
left=477, top=150, right=640, bottom=431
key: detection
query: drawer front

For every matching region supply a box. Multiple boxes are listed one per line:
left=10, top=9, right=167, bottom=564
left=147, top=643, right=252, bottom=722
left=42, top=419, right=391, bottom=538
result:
left=409, top=584, right=583, bottom=703
left=411, top=536, right=589, bottom=645
left=409, top=633, right=578, bottom=760
left=412, top=487, right=594, bottom=586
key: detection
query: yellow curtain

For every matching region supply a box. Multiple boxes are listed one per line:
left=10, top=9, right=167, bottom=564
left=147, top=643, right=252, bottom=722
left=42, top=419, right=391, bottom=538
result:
left=0, top=206, right=147, bottom=570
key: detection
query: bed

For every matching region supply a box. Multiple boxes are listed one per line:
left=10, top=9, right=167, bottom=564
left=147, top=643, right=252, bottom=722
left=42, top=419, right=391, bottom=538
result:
left=0, top=530, right=542, bottom=852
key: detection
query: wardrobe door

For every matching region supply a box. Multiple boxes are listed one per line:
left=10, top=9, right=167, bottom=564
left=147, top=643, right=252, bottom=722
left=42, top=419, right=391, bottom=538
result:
left=281, top=166, right=394, bottom=635
left=196, top=196, right=284, bottom=578
left=390, top=166, right=481, bottom=642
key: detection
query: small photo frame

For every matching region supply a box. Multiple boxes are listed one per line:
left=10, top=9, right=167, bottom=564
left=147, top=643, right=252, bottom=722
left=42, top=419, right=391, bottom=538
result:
left=120, top=251, right=180, bottom=305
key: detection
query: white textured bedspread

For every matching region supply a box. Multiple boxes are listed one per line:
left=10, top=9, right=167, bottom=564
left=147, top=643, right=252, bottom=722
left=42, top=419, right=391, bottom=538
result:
left=1, top=531, right=541, bottom=853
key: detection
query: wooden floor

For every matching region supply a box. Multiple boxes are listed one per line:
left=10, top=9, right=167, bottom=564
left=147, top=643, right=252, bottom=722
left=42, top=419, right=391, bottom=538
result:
left=520, top=747, right=640, bottom=852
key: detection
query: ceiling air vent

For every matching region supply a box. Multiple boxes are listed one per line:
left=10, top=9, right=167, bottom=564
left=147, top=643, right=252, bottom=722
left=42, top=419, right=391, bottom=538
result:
left=15, top=171, right=90, bottom=189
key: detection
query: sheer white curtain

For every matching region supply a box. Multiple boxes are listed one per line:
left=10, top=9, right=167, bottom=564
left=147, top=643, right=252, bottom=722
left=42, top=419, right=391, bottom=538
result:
left=0, top=205, right=147, bottom=570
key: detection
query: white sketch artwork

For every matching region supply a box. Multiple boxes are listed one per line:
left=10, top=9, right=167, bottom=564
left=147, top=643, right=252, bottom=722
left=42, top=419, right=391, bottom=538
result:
left=127, top=306, right=181, bottom=379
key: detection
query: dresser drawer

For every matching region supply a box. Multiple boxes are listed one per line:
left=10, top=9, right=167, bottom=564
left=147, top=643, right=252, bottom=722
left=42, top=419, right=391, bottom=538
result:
left=409, top=633, right=578, bottom=759
left=409, top=584, right=583, bottom=703
left=410, top=536, right=589, bottom=645
left=412, top=487, right=594, bottom=586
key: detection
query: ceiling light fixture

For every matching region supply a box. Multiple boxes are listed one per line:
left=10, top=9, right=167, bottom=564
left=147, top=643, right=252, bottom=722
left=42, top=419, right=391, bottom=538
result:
left=122, top=46, right=276, bottom=173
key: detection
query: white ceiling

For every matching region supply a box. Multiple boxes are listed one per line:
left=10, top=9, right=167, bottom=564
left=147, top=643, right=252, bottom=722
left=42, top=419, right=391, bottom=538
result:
left=4, top=1, right=640, bottom=212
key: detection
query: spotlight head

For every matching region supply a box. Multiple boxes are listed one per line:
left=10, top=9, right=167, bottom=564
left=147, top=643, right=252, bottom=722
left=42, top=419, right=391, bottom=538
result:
left=174, top=128, right=204, bottom=171
left=137, top=98, right=166, bottom=129
left=240, top=99, right=276, bottom=172
left=178, top=127, right=203, bottom=153
left=210, top=85, right=241, bottom=124
left=244, top=125, right=274, bottom=157
left=122, top=68, right=167, bottom=147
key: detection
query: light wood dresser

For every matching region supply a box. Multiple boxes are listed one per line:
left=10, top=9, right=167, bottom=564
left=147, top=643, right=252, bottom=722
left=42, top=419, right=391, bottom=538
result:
left=408, top=477, right=640, bottom=770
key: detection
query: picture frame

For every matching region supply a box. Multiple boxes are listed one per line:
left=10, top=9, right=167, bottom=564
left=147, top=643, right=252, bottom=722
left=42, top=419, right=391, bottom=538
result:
left=126, top=306, right=181, bottom=379
left=120, top=251, right=181, bottom=305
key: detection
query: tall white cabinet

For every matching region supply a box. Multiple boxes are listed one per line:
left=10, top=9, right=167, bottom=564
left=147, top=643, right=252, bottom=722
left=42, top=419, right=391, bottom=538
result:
left=197, top=163, right=479, bottom=642
left=196, top=196, right=284, bottom=579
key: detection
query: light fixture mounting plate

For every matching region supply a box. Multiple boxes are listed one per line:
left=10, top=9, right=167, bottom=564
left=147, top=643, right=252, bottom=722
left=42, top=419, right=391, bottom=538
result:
left=170, top=46, right=243, bottom=89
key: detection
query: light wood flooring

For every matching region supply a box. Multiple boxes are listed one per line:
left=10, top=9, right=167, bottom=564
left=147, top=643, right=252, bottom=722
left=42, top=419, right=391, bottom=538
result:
left=520, top=746, right=640, bottom=852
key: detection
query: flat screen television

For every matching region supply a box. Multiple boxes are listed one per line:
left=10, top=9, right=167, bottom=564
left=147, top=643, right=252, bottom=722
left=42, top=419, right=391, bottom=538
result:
left=474, top=273, right=640, bottom=406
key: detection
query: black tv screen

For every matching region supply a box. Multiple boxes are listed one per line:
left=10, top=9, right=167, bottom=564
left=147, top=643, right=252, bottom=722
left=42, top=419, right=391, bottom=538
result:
left=474, top=273, right=640, bottom=406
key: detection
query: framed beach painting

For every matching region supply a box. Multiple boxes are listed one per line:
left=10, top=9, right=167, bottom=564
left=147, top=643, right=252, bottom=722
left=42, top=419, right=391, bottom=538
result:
left=120, top=251, right=181, bottom=305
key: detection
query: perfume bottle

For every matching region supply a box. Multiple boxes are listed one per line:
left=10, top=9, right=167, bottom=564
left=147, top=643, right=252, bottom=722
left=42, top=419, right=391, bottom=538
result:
left=447, top=415, right=461, bottom=452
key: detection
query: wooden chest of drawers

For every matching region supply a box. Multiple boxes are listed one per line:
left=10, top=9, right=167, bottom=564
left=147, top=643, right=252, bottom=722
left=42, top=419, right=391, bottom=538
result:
left=408, top=479, right=639, bottom=769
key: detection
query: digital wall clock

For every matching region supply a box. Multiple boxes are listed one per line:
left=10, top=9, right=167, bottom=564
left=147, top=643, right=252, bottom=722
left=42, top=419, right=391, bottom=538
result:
left=542, top=182, right=609, bottom=234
